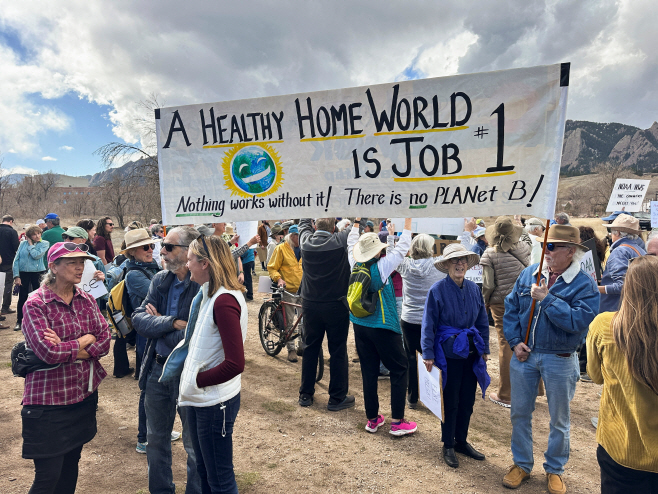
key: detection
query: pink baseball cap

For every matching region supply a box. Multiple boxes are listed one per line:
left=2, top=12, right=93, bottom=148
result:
left=47, top=242, right=96, bottom=264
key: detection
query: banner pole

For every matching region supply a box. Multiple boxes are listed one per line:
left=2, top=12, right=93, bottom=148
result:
left=524, top=219, right=551, bottom=345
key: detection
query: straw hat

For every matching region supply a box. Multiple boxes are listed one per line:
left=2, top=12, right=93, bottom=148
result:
left=225, top=224, right=235, bottom=235
left=434, top=244, right=480, bottom=273
left=485, top=216, right=524, bottom=252
left=603, top=213, right=641, bottom=234
left=534, top=225, right=588, bottom=251
left=119, top=228, right=160, bottom=254
left=352, top=232, right=387, bottom=263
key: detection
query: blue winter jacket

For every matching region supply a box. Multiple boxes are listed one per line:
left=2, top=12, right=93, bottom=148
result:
left=132, top=270, right=200, bottom=390
left=504, top=260, right=600, bottom=354
left=599, top=236, right=645, bottom=312
left=12, top=240, right=49, bottom=277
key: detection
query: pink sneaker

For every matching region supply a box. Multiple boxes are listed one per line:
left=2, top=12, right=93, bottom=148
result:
left=389, top=419, right=417, bottom=436
left=365, top=414, right=386, bottom=433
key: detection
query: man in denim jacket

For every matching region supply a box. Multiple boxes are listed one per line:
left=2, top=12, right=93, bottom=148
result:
left=501, top=225, right=600, bottom=494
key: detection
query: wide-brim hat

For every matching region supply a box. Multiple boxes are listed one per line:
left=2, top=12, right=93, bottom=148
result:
left=603, top=213, right=641, bottom=234
left=225, top=225, right=235, bottom=235
left=119, top=228, right=160, bottom=254
left=353, top=232, right=387, bottom=263
left=270, top=225, right=283, bottom=237
left=434, top=244, right=480, bottom=273
left=534, top=225, right=588, bottom=251
left=485, top=216, right=524, bottom=252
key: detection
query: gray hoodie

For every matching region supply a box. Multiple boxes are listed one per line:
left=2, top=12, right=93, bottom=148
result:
left=395, top=256, right=446, bottom=325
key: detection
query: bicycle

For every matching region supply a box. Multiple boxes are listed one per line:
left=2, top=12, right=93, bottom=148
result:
left=258, top=286, right=324, bottom=382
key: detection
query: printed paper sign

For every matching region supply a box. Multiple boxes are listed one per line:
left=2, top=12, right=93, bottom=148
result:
left=580, top=237, right=602, bottom=281
left=465, top=264, right=483, bottom=283
left=235, top=221, right=258, bottom=248
left=76, top=260, right=108, bottom=299
left=434, top=238, right=459, bottom=256
left=258, top=276, right=273, bottom=293
left=606, top=179, right=651, bottom=212
left=651, top=201, right=658, bottom=228
left=417, top=352, right=443, bottom=422
left=157, top=64, right=570, bottom=224
left=389, top=217, right=465, bottom=236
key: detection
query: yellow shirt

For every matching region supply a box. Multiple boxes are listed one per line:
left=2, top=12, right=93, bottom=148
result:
left=267, top=242, right=303, bottom=294
left=587, top=312, right=658, bottom=473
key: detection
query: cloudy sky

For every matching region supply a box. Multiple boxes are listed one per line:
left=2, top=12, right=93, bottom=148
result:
left=0, top=0, right=655, bottom=177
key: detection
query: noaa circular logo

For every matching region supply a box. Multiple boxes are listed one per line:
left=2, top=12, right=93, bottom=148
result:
left=229, top=145, right=277, bottom=195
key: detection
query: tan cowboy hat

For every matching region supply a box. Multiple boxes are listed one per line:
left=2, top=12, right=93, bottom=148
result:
left=534, top=225, right=588, bottom=251
left=603, top=213, right=641, bottom=234
left=225, top=224, right=235, bottom=235
left=119, top=228, right=160, bottom=254
left=485, top=216, right=525, bottom=252
left=352, top=232, right=387, bottom=263
left=434, top=244, right=480, bottom=273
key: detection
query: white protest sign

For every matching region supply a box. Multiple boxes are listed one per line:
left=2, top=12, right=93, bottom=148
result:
left=258, top=276, right=273, bottom=293
left=157, top=64, right=569, bottom=224
left=651, top=201, right=658, bottom=228
left=606, top=179, right=651, bottom=212
left=389, top=217, right=465, bottom=236
left=76, top=260, right=108, bottom=299
left=417, top=352, right=443, bottom=422
left=235, top=221, right=258, bottom=248
left=579, top=250, right=597, bottom=282
left=465, top=263, right=483, bottom=283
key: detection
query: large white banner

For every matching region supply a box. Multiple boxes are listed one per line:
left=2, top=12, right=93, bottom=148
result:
left=157, top=63, right=569, bottom=224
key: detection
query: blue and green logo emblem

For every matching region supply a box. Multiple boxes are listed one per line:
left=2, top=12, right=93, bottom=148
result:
left=222, top=143, right=283, bottom=197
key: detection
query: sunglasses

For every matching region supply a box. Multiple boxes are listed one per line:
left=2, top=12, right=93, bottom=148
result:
left=141, top=244, right=155, bottom=251
left=106, top=223, right=114, bottom=227
left=544, top=243, right=571, bottom=251
left=62, top=242, right=89, bottom=252
left=449, top=258, right=469, bottom=265
left=161, top=242, right=187, bottom=252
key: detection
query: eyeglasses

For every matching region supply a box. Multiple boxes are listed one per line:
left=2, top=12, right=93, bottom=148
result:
left=449, top=258, right=469, bottom=265
left=141, top=244, right=155, bottom=251
left=62, top=242, right=89, bottom=252
left=161, top=242, right=187, bottom=252
left=199, top=235, right=210, bottom=257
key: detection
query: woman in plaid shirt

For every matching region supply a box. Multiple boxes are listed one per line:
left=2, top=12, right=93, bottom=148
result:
left=20, top=242, right=111, bottom=494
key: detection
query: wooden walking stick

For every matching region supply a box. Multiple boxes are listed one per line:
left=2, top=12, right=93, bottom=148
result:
left=524, top=219, right=551, bottom=345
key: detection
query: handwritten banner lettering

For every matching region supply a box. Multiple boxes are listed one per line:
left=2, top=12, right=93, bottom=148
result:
left=157, top=64, right=569, bottom=224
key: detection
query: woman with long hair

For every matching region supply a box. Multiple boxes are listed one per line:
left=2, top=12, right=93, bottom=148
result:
left=179, top=235, right=247, bottom=493
left=76, top=219, right=98, bottom=256
left=21, top=242, right=111, bottom=493
left=392, top=233, right=446, bottom=409
left=587, top=255, right=658, bottom=492
left=93, top=216, right=115, bottom=265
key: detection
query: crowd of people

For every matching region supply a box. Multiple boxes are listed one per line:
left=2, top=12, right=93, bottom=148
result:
left=1, top=210, right=657, bottom=494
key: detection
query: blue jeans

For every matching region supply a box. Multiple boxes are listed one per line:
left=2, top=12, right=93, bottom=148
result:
left=510, top=351, right=579, bottom=475
left=184, top=393, right=241, bottom=494
left=144, top=362, right=201, bottom=494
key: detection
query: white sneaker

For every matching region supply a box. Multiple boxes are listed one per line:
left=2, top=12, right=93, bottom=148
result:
left=171, top=430, right=181, bottom=441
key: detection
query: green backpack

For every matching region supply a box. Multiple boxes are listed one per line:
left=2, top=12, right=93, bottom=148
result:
left=347, top=262, right=384, bottom=319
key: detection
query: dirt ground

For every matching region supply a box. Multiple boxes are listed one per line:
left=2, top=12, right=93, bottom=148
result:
left=0, top=266, right=603, bottom=494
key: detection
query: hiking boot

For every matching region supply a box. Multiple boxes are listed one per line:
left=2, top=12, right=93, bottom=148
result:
left=171, top=431, right=181, bottom=442
left=503, top=465, right=530, bottom=489
left=287, top=349, right=298, bottom=362
left=547, top=473, right=566, bottom=494
left=298, top=393, right=313, bottom=407
left=389, top=419, right=417, bottom=436
left=136, top=442, right=147, bottom=454
left=327, top=395, right=355, bottom=411
left=365, top=414, right=385, bottom=433
left=489, top=392, right=511, bottom=408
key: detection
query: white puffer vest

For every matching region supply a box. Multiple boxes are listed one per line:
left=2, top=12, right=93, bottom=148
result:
left=178, top=283, right=247, bottom=407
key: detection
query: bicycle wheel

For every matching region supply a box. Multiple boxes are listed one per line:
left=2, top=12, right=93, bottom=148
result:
left=258, top=301, right=285, bottom=356
left=316, top=346, right=324, bottom=382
